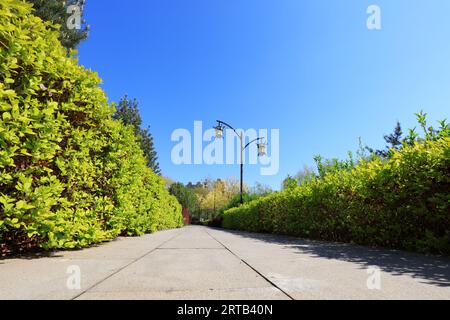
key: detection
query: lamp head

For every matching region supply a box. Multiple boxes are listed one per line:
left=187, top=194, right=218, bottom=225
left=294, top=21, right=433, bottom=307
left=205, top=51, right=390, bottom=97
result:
left=258, top=140, right=267, bottom=157
left=214, top=122, right=224, bottom=139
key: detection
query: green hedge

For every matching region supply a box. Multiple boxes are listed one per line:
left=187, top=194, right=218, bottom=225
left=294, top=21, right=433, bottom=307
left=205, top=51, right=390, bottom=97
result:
left=0, top=0, right=182, bottom=253
left=224, top=138, right=450, bottom=254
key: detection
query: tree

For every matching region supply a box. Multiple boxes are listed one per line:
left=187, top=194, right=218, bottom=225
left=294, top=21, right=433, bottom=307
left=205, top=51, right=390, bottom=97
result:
left=197, top=180, right=228, bottom=218
left=139, top=126, right=160, bottom=174
left=169, top=183, right=199, bottom=213
left=113, top=96, right=161, bottom=174
left=366, top=121, right=403, bottom=158
left=295, top=165, right=316, bottom=186
left=251, top=182, right=273, bottom=196
left=185, top=178, right=241, bottom=220
left=27, top=0, right=89, bottom=51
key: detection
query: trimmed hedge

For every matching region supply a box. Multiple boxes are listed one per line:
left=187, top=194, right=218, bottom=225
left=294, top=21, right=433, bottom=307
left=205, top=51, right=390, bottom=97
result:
left=224, top=138, right=450, bottom=254
left=0, top=0, right=182, bottom=253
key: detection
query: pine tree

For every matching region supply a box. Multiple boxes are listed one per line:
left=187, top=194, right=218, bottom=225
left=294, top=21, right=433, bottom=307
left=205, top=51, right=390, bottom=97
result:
left=140, top=127, right=161, bottom=175
left=366, top=121, right=403, bottom=158
left=27, top=0, right=89, bottom=51
left=113, top=96, right=161, bottom=175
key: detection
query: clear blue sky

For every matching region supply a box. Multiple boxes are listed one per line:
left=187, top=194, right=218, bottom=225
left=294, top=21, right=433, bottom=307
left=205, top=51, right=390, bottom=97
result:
left=78, top=0, right=450, bottom=190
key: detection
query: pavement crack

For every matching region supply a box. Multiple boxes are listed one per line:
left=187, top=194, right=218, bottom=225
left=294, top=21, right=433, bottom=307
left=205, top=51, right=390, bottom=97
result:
left=156, top=248, right=226, bottom=250
left=71, top=230, right=184, bottom=300
left=204, top=229, right=295, bottom=300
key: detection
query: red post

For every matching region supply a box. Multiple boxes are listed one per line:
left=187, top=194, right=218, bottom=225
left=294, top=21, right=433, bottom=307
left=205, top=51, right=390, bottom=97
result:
left=182, top=208, right=191, bottom=225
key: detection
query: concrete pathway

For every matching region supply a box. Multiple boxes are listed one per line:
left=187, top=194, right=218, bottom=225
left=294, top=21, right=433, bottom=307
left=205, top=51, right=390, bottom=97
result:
left=0, top=226, right=449, bottom=300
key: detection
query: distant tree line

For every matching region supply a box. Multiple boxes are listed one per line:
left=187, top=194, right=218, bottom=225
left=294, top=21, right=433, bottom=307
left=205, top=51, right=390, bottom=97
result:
left=168, top=178, right=273, bottom=223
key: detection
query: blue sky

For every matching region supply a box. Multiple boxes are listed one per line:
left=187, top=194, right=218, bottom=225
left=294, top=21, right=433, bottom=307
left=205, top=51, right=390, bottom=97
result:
left=78, top=0, right=450, bottom=190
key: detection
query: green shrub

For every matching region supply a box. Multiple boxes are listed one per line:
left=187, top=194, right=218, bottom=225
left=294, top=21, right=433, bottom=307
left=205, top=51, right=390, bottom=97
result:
left=169, top=182, right=199, bottom=214
left=0, top=0, right=182, bottom=253
left=224, top=137, right=450, bottom=254
left=218, top=193, right=260, bottom=216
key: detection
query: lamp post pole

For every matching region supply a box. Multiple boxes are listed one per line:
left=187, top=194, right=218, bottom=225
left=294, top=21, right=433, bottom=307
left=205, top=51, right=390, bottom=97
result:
left=240, top=131, right=244, bottom=204
left=214, top=120, right=266, bottom=205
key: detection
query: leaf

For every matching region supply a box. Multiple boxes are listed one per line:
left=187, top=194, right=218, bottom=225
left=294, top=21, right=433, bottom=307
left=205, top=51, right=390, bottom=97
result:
left=2, top=112, right=11, bottom=121
left=2, top=89, right=16, bottom=98
left=16, top=200, right=35, bottom=210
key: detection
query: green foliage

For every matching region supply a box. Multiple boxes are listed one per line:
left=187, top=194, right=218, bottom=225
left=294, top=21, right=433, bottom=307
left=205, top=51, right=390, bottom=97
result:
left=113, top=96, right=161, bottom=174
left=366, top=121, right=403, bottom=158
left=169, top=182, right=199, bottom=213
left=367, top=111, right=450, bottom=158
left=314, top=153, right=357, bottom=178
left=27, top=0, right=89, bottom=51
left=186, top=178, right=242, bottom=222
left=224, top=130, right=450, bottom=254
left=251, top=182, right=273, bottom=196
left=219, top=193, right=260, bottom=215
left=0, top=0, right=182, bottom=254
left=282, top=175, right=298, bottom=190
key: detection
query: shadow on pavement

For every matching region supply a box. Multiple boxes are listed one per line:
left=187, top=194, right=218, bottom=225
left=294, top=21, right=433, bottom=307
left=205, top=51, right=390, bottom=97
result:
left=1, top=250, right=65, bottom=261
left=0, top=240, right=115, bottom=261
left=219, top=228, right=450, bottom=287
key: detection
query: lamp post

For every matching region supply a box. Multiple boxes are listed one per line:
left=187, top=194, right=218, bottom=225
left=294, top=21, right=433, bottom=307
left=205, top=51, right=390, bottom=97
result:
left=214, top=120, right=267, bottom=204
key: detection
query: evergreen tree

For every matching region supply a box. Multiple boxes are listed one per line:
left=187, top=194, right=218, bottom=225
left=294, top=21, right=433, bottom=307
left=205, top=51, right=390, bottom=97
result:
left=366, top=121, right=403, bottom=158
left=114, top=96, right=142, bottom=130
left=113, top=96, right=161, bottom=175
left=140, top=126, right=160, bottom=175
left=27, top=0, right=89, bottom=51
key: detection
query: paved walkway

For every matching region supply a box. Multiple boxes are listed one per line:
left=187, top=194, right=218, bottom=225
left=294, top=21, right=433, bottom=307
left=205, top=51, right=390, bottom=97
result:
left=1, top=226, right=449, bottom=300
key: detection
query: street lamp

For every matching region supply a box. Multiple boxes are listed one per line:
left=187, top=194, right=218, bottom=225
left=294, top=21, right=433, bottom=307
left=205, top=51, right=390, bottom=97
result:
left=214, top=120, right=267, bottom=204
left=214, top=123, right=224, bottom=139
left=257, top=139, right=267, bottom=157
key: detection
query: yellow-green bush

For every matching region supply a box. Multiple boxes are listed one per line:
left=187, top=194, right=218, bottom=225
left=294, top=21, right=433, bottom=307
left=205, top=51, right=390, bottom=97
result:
left=0, top=0, right=182, bottom=253
left=224, top=138, right=450, bottom=254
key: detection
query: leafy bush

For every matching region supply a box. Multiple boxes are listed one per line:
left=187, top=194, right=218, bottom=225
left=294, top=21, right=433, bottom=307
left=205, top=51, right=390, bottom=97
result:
left=201, top=193, right=261, bottom=228
left=169, top=182, right=199, bottom=214
left=0, top=0, right=182, bottom=254
left=219, top=193, right=260, bottom=215
left=224, top=135, right=450, bottom=254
